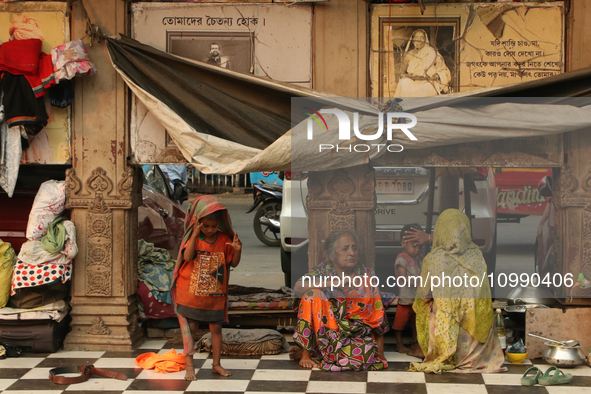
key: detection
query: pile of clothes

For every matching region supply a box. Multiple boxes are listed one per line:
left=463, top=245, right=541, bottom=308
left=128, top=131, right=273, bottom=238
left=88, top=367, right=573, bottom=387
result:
left=0, top=15, right=97, bottom=197
left=0, top=179, right=76, bottom=353
left=136, top=240, right=177, bottom=320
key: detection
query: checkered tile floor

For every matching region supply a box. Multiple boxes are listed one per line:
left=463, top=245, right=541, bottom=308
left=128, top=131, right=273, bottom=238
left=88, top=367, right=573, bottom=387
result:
left=1, top=339, right=590, bottom=393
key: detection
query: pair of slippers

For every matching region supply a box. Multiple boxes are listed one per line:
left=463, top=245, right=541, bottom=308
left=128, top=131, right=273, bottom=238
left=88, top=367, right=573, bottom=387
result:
left=521, top=366, right=573, bottom=386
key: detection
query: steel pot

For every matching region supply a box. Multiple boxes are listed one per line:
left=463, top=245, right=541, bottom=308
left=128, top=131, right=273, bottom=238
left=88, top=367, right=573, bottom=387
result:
left=504, top=304, right=549, bottom=327
left=506, top=286, right=557, bottom=306
left=543, top=342, right=586, bottom=367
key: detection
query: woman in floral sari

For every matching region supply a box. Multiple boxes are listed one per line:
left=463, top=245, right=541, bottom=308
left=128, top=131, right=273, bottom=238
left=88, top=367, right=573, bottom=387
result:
left=290, top=230, right=389, bottom=371
left=410, top=209, right=507, bottom=374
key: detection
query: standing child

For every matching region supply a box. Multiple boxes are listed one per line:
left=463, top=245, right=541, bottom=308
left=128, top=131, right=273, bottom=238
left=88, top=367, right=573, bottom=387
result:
left=172, top=195, right=242, bottom=380
left=393, top=224, right=424, bottom=358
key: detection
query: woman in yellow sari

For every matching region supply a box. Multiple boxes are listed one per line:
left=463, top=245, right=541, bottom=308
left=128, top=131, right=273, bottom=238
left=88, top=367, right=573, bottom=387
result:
left=410, top=209, right=507, bottom=374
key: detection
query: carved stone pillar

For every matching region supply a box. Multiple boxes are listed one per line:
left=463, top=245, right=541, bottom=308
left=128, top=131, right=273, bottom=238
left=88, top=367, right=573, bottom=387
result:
left=64, top=168, right=143, bottom=350
left=306, top=165, right=376, bottom=268
left=554, top=130, right=591, bottom=305
left=64, top=0, right=143, bottom=350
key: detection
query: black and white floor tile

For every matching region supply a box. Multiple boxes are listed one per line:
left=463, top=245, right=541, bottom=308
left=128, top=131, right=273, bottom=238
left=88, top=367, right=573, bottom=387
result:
left=0, top=339, right=590, bottom=393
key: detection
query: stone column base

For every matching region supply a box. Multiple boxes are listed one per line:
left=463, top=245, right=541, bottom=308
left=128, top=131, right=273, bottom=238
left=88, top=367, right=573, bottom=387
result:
left=63, top=295, right=144, bottom=351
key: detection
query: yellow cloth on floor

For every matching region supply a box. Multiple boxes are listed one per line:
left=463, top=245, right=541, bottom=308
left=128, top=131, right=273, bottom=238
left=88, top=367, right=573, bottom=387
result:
left=135, top=348, right=186, bottom=373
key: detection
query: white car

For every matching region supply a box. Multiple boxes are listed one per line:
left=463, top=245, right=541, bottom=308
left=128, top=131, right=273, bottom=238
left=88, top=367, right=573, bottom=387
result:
left=280, top=167, right=497, bottom=287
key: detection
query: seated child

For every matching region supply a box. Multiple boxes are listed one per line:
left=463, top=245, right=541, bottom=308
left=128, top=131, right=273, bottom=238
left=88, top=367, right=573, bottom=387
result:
left=393, top=224, right=424, bottom=358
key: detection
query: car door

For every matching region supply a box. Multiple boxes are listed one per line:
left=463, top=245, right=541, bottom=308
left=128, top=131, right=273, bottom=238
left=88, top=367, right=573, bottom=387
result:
left=139, top=165, right=185, bottom=257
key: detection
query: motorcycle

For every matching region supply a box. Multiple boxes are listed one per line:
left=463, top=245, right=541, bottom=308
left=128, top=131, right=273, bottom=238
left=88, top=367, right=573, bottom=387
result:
left=246, top=180, right=282, bottom=246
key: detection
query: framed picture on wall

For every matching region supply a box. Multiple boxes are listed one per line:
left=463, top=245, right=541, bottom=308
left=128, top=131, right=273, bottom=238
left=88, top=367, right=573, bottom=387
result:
left=375, top=16, right=460, bottom=98
left=164, top=31, right=254, bottom=147
left=166, top=31, right=254, bottom=73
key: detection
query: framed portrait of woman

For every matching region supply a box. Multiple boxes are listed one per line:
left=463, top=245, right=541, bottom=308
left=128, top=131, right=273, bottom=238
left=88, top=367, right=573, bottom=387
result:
left=373, top=16, right=460, bottom=98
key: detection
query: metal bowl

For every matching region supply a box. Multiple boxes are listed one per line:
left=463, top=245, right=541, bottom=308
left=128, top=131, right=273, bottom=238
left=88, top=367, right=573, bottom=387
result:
left=543, top=342, right=586, bottom=368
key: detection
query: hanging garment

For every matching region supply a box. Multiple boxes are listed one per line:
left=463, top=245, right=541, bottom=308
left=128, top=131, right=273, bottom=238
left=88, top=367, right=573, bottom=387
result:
left=27, top=53, right=56, bottom=98
left=0, top=39, right=42, bottom=76
left=0, top=106, right=22, bottom=197
left=48, top=78, right=74, bottom=108
left=0, top=72, right=48, bottom=134
left=0, top=40, right=55, bottom=97
left=51, top=39, right=97, bottom=82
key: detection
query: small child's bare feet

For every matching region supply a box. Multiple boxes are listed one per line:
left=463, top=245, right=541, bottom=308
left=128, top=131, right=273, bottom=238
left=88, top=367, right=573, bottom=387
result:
left=212, top=364, right=232, bottom=377
left=184, top=368, right=196, bottom=381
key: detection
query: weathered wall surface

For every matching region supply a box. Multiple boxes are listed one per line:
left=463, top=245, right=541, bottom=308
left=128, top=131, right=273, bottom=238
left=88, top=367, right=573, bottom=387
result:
left=130, top=2, right=313, bottom=164
left=371, top=3, right=564, bottom=97
left=567, top=0, right=591, bottom=71
left=313, top=0, right=368, bottom=96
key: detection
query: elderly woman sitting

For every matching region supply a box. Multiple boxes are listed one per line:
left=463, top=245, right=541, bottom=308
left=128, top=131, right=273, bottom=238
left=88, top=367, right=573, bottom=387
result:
left=409, top=209, right=507, bottom=373
left=290, top=230, right=389, bottom=371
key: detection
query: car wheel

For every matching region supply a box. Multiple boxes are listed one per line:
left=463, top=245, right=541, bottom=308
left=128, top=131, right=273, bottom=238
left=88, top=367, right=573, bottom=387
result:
left=483, top=229, right=497, bottom=279
left=253, top=201, right=281, bottom=246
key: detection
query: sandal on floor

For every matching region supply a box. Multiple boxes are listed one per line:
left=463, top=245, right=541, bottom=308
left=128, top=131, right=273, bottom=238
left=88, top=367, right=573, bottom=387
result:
left=521, top=366, right=542, bottom=386
left=538, top=366, right=573, bottom=386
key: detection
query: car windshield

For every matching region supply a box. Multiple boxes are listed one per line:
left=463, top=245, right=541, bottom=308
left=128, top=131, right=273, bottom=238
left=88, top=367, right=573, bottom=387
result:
left=142, top=165, right=171, bottom=198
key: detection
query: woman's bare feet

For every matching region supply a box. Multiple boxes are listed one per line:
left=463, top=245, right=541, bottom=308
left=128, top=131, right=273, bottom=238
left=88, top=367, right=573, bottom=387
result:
left=212, top=364, right=232, bottom=377
left=407, top=343, right=424, bottom=358
left=299, top=349, right=318, bottom=369
left=184, top=368, right=196, bottom=381
left=376, top=350, right=386, bottom=361
left=396, top=345, right=411, bottom=354
left=289, top=346, right=317, bottom=369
